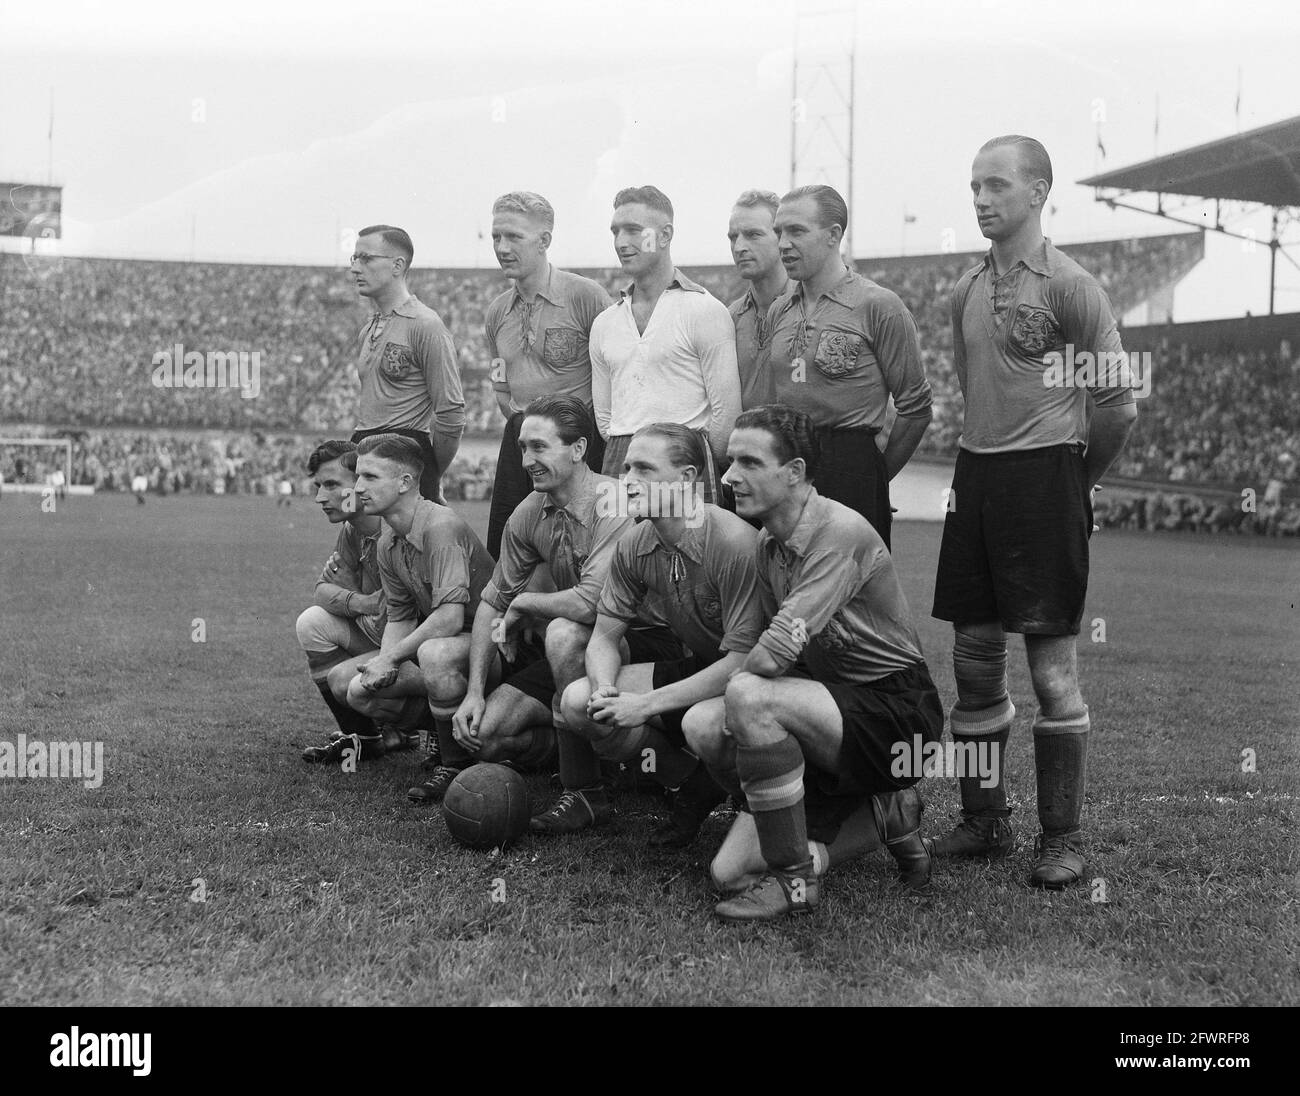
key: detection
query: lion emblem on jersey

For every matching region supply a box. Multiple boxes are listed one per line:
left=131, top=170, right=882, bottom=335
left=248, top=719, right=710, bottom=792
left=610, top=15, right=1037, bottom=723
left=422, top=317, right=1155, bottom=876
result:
left=1009, top=305, right=1062, bottom=357
left=813, top=331, right=863, bottom=379
left=543, top=327, right=581, bottom=367
left=382, top=343, right=419, bottom=379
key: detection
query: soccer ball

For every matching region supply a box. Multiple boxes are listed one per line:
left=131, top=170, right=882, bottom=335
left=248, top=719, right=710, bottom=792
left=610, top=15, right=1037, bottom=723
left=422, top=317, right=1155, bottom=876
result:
left=441, top=764, right=531, bottom=850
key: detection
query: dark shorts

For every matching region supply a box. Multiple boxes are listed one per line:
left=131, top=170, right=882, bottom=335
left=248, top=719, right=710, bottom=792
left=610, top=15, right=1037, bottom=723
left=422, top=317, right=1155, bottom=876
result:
left=649, top=653, right=714, bottom=746
left=351, top=426, right=442, bottom=502
left=499, top=624, right=684, bottom=709
left=487, top=411, right=605, bottom=560
left=932, top=444, right=1092, bottom=635
left=813, top=426, right=891, bottom=550
left=812, top=661, right=944, bottom=799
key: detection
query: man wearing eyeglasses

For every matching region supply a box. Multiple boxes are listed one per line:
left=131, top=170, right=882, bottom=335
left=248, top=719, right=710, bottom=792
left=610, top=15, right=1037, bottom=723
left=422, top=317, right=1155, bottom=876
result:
left=349, top=225, right=466, bottom=502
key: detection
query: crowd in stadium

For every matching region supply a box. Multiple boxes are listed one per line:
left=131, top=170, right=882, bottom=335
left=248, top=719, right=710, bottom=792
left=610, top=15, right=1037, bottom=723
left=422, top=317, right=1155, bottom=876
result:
left=3, top=233, right=1297, bottom=528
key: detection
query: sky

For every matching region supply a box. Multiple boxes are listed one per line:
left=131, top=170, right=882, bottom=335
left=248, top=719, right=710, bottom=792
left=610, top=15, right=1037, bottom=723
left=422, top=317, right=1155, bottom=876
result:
left=1, top=0, right=1298, bottom=322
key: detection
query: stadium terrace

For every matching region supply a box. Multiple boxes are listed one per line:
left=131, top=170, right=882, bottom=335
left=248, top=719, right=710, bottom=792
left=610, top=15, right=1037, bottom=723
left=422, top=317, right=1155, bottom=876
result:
left=150, top=344, right=262, bottom=399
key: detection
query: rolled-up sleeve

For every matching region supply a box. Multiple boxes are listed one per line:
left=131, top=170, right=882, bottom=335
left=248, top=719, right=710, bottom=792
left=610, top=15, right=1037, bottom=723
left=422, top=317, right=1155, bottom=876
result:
left=597, top=537, right=647, bottom=622
left=378, top=544, right=416, bottom=623
left=424, top=544, right=471, bottom=611
left=481, top=510, right=541, bottom=612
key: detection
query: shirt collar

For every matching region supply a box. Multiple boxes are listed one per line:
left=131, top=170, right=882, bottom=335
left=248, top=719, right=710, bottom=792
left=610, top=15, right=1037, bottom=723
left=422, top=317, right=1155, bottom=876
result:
left=636, top=513, right=707, bottom=563
left=619, top=267, right=707, bottom=302
left=763, top=487, right=822, bottom=559
left=792, top=266, right=856, bottom=308
left=373, top=294, right=423, bottom=320
left=512, top=265, right=567, bottom=309
left=540, top=470, right=600, bottom=523
left=980, top=239, right=1055, bottom=278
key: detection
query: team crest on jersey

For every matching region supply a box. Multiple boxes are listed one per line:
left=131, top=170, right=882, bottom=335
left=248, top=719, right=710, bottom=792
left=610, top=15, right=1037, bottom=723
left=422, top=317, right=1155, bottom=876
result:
left=543, top=327, right=581, bottom=367
left=813, top=331, right=863, bottom=379
left=382, top=343, right=418, bottom=378
left=817, top=613, right=853, bottom=655
left=1009, top=305, right=1062, bottom=357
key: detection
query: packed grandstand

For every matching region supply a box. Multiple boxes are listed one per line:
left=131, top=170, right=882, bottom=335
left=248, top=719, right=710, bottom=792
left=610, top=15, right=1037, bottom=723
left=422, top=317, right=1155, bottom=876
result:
left=2, top=230, right=1297, bottom=534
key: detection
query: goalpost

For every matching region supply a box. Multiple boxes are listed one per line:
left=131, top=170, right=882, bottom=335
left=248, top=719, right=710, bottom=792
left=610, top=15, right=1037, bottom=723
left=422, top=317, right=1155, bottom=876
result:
left=0, top=435, right=79, bottom=495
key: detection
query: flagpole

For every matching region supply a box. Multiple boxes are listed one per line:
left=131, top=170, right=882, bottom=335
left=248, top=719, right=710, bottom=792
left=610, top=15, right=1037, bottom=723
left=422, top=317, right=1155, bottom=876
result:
left=47, top=88, right=54, bottom=185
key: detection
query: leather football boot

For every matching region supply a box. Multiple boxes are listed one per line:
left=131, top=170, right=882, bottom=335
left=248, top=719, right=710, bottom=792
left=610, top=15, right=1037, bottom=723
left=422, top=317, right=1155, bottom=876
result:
left=715, top=865, right=819, bottom=923
left=1029, top=831, right=1087, bottom=889
left=872, top=787, right=932, bottom=892
left=406, top=766, right=463, bottom=804
left=931, top=812, right=1015, bottom=859
left=649, top=766, right=727, bottom=849
left=528, top=788, right=611, bottom=834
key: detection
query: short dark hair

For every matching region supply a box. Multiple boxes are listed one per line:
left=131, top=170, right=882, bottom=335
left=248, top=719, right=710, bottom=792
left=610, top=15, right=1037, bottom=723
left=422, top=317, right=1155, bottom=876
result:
left=633, top=422, right=709, bottom=480
left=306, top=439, right=357, bottom=476
left=979, top=135, right=1053, bottom=190
left=733, top=404, right=820, bottom=482
left=782, top=184, right=848, bottom=236
left=355, top=433, right=424, bottom=478
left=356, top=224, right=415, bottom=266
left=613, top=185, right=674, bottom=222
left=521, top=395, right=594, bottom=455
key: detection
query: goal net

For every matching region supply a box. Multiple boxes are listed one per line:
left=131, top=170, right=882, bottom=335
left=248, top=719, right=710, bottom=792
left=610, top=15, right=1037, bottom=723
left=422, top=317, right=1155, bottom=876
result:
left=0, top=436, right=76, bottom=495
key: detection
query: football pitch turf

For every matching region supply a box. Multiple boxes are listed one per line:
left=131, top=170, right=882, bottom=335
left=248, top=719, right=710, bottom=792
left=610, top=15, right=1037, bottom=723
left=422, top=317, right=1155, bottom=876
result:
left=2, top=493, right=1296, bottom=1006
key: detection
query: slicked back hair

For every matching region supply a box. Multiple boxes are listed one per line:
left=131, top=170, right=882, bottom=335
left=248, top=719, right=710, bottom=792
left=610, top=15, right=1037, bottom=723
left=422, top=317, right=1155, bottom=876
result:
left=522, top=395, right=594, bottom=456
left=356, top=224, right=414, bottom=266
left=614, top=185, right=674, bottom=222
left=633, top=422, right=709, bottom=480
left=492, top=191, right=555, bottom=232
left=356, top=433, right=424, bottom=479
left=306, top=439, right=358, bottom=476
left=734, top=188, right=780, bottom=220
left=782, top=184, right=849, bottom=236
left=979, top=135, right=1053, bottom=190
left=734, top=404, right=821, bottom=483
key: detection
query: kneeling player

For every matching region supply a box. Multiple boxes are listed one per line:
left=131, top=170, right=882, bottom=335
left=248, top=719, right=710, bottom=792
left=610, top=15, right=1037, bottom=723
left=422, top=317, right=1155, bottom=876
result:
left=559, top=423, right=763, bottom=847
left=295, top=440, right=411, bottom=762
left=450, top=396, right=680, bottom=827
left=325, top=434, right=495, bottom=772
left=690, top=406, right=943, bottom=923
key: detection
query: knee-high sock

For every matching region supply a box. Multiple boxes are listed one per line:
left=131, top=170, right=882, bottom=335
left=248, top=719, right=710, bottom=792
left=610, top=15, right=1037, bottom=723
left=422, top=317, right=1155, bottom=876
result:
left=428, top=700, right=472, bottom=770
left=558, top=726, right=602, bottom=791
left=315, top=681, right=375, bottom=737
left=1033, top=708, right=1089, bottom=836
left=736, top=737, right=809, bottom=872
left=951, top=632, right=1016, bottom=816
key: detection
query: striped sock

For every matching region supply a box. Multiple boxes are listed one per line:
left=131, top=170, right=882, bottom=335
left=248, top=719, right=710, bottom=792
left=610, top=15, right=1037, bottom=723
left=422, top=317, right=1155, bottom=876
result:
left=737, top=737, right=808, bottom=870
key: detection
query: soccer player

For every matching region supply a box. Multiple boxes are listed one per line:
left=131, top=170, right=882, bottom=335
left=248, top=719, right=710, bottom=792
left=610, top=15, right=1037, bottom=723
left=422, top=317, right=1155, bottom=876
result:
left=448, top=396, right=680, bottom=828
left=930, top=135, right=1138, bottom=889
left=348, top=225, right=465, bottom=502
left=483, top=191, right=613, bottom=559
left=558, top=423, right=763, bottom=847
left=324, top=434, right=494, bottom=773
left=131, top=471, right=148, bottom=504
left=590, top=186, right=741, bottom=502
left=296, top=440, right=411, bottom=763
left=764, top=185, right=933, bottom=549
left=689, top=406, right=942, bottom=923
left=727, top=189, right=792, bottom=409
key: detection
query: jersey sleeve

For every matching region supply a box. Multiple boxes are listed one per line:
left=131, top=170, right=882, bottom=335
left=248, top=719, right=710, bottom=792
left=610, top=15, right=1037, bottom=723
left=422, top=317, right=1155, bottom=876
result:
left=481, top=507, right=542, bottom=612
left=597, top=534, right=647, bottom=622
left=870, top=292, right=932, bottom=419
left=1056, top=276, right=1133, bottom=408
left=753, top=546, right=864, bottom=675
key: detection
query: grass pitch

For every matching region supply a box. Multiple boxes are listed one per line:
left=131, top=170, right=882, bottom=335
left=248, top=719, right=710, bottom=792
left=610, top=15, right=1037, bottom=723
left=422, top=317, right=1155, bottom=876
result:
left=1, top=493, right=1296, bottom=1006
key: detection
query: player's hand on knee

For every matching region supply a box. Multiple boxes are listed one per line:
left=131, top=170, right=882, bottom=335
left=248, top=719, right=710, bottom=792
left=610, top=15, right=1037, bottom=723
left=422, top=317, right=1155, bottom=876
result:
left=453, top=694, right=485, bottom=752
left=586, top=684, right=620, bottom=723
left=360, top=655, right=398, bottom=692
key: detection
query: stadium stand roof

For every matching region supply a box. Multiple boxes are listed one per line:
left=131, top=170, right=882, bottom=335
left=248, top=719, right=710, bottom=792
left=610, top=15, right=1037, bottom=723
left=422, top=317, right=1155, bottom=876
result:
left=1079, top=115, right=1300, bottom=314
left=1079, top=115, right=1300, bottom=207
